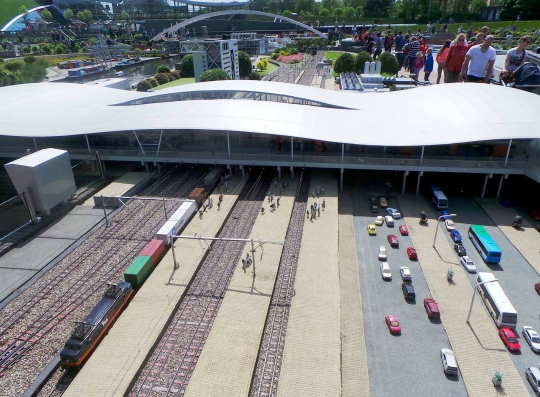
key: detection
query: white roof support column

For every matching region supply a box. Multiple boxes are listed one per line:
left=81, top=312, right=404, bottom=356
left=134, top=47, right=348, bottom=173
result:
left=33, top=137, right=38, bottom=152
left=227, top=131, right=231, bottom=159
left=504, top=139, right=512, bottom=168
left=420, top=146, right=425, bottom=165
left=402, top=170, right=409, bottom=195
left=133, top=131, right=146, bottom=156
left=341, top=143, right=344, bottom=163
left=156, top=130, right=163, bottom=156
left=85, top=134, right=92, bottom=154
left=290, top=136, right=293, bottom=161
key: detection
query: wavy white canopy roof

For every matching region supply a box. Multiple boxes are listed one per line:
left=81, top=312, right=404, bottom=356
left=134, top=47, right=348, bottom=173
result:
left=1, top=81, right=539, bottom=146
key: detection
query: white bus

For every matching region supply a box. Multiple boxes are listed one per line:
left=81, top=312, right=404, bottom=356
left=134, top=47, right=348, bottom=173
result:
left=430, top=185, right=448, bottom=210
left=476, top=272, right=517, bottom=328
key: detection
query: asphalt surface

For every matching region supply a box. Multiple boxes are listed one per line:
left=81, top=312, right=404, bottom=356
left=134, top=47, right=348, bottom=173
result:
left=350, top=187, right=468, bottom=397
left=436, top=195, right=540, bottom=396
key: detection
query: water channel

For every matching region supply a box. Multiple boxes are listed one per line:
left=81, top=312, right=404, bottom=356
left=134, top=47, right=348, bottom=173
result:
left=70, top=57, right=178, bottom=86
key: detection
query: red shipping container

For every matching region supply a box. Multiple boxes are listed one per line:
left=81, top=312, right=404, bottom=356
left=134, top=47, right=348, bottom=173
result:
left=140, top=239, right=166, bottom=266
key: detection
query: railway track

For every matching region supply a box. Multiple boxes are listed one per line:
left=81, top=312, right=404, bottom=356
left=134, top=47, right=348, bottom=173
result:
left=0, top=167, right=208, bottom=397
left=249, top=170, right=310, bottom=397
left=128, top=170, right=272, bottom=397
left=297, top=52, right=326, bottom=87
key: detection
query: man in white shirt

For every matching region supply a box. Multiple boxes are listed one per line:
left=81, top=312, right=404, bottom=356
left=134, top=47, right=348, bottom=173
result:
left=459, top=35, right=496, bottom=83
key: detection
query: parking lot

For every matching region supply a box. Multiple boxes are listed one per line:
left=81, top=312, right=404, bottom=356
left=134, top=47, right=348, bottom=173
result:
left=437, top=195, right=540, bottom=396
left=349, top=186, right=468, bottom=397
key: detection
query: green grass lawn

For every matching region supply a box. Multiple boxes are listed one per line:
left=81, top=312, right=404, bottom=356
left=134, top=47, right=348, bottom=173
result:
left=325, top=51, right=352, bottom=65
left=153, top=77, right=196, bottom=90
left=0, top=0, right=40, bottom=28
left=407, top=20, right=540, bottom=35
left=258, top=62, right=278, bottom=77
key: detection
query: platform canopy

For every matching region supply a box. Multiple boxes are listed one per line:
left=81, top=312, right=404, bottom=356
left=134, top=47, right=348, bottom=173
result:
left=1, top=81, right=539, bottom=147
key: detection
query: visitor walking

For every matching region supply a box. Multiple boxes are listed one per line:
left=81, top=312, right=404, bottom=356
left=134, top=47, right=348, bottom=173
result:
left=384, top=30, right=393, bottom=52
left=444, top=33, right=468, bottom=83
left=394, top=31, right=405, bottom=52
left=277, top=197, right=280, bottom=207
left=373, top=32, right=383, bottom=59
left=322, top=199, right=326, bottom=211
left=412, top=51, right=425, bottom=81
left=502, top=35, right=530, bottom=74
left=402, top=36, right=420, bottom=71
left=459, top=35, right=496, bottom=83
left=436, top=40, right=451, bottom=84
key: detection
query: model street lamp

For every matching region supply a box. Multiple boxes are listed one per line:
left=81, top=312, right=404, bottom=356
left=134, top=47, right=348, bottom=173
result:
left=467, top=279, right=498, bottom=324
left=432, top=213, right=457, bottom=248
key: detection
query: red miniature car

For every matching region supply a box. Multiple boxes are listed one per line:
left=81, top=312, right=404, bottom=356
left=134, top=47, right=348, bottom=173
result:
left=530, top=210, right=540, bottom=221
left=407, top=247, right=417, bottom=259
left=535, top=283, right=540, bottom=295
left=387, top=234, right=399, bottom=247
left=399, top=225, right=409, bottom=235
left=424, top=298, right=440, bottom=319
left=385, top=315, right=402, bottom=334
left=499, top=327, right=521, bottom=352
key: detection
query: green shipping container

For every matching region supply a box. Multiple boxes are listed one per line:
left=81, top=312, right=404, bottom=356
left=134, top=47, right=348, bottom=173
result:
left=124, top=255, right=153, bottom=289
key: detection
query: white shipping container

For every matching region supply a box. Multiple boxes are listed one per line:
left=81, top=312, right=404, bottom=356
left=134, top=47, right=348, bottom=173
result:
left=156, top=202, right=196, bottom=245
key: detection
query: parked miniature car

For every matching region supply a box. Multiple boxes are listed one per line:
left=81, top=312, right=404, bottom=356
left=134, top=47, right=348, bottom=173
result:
left=367, top=225, right=377, bottom=236
left=535, top=283, right=540, bottom=295
left=385, top=315, right=402, bottom=334
left=385, top=216, right=394, bottom=227
left=454, top=243, right=467, bottom=256
left=399, top=225, right=409, bottom=235
left=499, top=327, right=521, bottom=352
left=523, top=326, right=540, bottom=353
left=379, top=197, right=388, bottom=208
left=378, top=246, right=387, bottom=260
left=445, top=219, right=455, bottom=231
left=386, top=208, right=401, bottom=219
left=402, top=283, right=415, bottom=301
left=380, top=262, right=392, bottom=280
left=407, top=247, right=417, bottom=260
left=460, top=256, right=476, bottom=273
left=440, top=348, right=459, bottom=375
left=400, top=266, right=412, bottom=281
left=387, top=234, right=399, bottom=247
left=450, top=230, right=462, bottom=243
left=424, top=298, right=440, bottom=319
left=375, top=216, right=384, bottom=226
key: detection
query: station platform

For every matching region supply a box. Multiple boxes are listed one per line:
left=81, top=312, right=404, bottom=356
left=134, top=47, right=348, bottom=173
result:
left=0, top=204, right=111, bottom=305
left=184, top=175, right=298, bottom=397
left=338, top=192, right=370, bottom=397
left=399, top=194, right=529, bottom=397
left=82, top=172, right=151, bottom=206
left=64, top=175, right=245, bottom=397
left=277, top=172, right=341, bottom=397
left=476, top=198, right=540, bottom=276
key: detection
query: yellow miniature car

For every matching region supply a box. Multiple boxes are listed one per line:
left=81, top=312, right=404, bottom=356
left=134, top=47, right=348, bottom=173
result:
left=367, top=224, right=377, bottom=235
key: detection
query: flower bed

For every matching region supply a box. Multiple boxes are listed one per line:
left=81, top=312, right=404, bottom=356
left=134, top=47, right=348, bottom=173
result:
left=277, top=54, right=304, bottom=64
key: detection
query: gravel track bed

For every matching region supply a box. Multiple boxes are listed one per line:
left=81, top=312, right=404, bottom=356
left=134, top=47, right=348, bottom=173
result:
left=0, top=169, right=205, bottom=397
left=250, top=172, right=310, bottom=397
left=129, top=171, right=272, bottom=397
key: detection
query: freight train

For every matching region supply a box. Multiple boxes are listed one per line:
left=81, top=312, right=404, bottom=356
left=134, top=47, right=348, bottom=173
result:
left=59, top=282, right=133, bottom=367
left=59, top=166, right=225, bottom=368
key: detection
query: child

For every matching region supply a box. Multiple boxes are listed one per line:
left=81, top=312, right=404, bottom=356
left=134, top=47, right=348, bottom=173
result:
left=412, top=51, right=425, bottom=81
left=424, top=47, right=434, bottom=82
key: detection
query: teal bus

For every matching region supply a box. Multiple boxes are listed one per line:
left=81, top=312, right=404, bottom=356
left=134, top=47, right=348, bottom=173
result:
left=468, top=225, right=502, bottom=264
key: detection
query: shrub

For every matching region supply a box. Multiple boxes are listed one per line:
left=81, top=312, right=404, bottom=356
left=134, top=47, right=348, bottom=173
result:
left=4, top=60, right=24, bottom=73
left=238, top=50, right=252, bottom=78
left=282, top=10, right=293, bottom=16
left=180, top=54, right=194, bottom=77
left=154, top=73, right=170, bottom=85
left=319, top=7, right=330, bottom=16
left=248, top=71, right=261, bottom=80
left=22, top=46, right=32, bottom=54
left=378, top=52, right=399, bottom=75
left=170, top=70, right=181, bottom=79
left=148, top=77, right=158, bottom=87
left=137, top=79, right=152, bottom=91
left=334, top=52, right=355, bottom=74
left=134, top=48, right=142, bottom=58
left=355, top=51, right=373, bottom=73
left=73, top=44, right=82, bottom=53
left=24, top=56, right=36, bottom=64
left=32, top=46, right=42, bottom=54
left=55, top=43, right=66, bottom=54
left=198, top=68, right=231, bottom=82
left=39, top=43, right=52, bottom=54
left=157, top=65, right=170, bottom=74
left=256, top=61, right=266, bottom=71
left=271, top=53, right=279, bottom=60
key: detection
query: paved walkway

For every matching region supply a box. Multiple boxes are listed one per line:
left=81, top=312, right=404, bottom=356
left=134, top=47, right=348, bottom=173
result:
left=82, top=172, right=150, bottom=206
left=399, top=194, right=529, bottom=397
left=184, top=176, right=297, bottom=397
left=476, top=198, right=540, bottom=276
left=338, top=193, right=370, bottom=397
left=64, top=176, right=245, bottom=397
left=277, top=172, right=341, bottom=397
